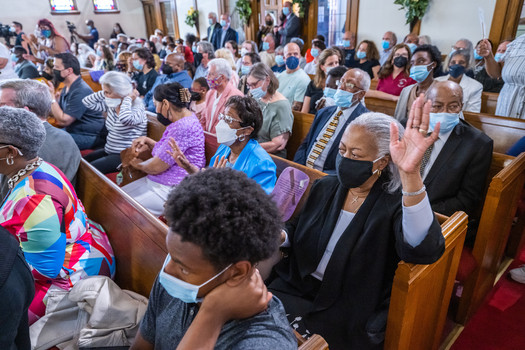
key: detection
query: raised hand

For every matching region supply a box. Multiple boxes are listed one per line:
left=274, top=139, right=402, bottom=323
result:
left=478, top=39, right=493, bottom=58
left=390, top=94, right=440, bottom=174
left=167, top=137, right=200, bottom=174
left=212, top=155, right=228, bottom=168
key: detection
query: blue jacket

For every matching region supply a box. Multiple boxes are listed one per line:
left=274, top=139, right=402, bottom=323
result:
left=144, top=71, right=193, bottom=112
left=293, top=103, right=369, bottom=173
left=211, top=139, right=277, bottom=194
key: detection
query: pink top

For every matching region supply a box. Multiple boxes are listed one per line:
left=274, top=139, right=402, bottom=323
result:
left=148, top=114, right=205, bottom=186
left=377, top=71, right=416, bottom=96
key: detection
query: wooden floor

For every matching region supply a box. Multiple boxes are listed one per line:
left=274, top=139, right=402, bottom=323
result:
left=439, top=257, right=514, bottom=350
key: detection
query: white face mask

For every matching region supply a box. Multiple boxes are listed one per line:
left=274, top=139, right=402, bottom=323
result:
left=215, top=119, right=243, bottom=146
left=105, top=97, right=122, bottom=108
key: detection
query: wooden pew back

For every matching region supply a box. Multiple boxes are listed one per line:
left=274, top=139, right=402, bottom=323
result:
left=364, top=97, right=397, bottom=116
left=463, top=111, right=525, bottom=153
left=289, top=111, right=315, bottom=160
left=386, top=211, right=468, bottom=350
left=481, top=92, right=498, bottom=115
left=456, top=152, right=525, bottom=324
left=76, top=159, right=168, bottom=297
left=81, top=71, right=102, bottom=92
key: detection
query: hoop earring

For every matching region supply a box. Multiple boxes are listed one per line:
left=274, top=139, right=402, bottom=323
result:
left=6, top=156, right=14, bottom=166
left=238, top=134, right=246, bottom=142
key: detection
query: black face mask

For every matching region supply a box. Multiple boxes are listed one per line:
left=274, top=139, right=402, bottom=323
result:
left=53, top=69, right=66, bottom=82
left=265, top=21, right=273, bottom=26
left=336, top=154, right=381, bottom=189
left=161, top=64, right=174, bottom=75
left=157, top=113, right=171, bottom=126
left=393, top=56, right=408, bottom=68
left=190, top=91, right=202, bottom=101
left=41, top=72, right=53, bottom=80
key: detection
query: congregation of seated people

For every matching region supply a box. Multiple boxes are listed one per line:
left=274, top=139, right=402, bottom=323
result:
left=1, top=3, right=525, bottom=349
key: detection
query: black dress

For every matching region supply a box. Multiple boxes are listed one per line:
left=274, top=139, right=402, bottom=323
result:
left=304, top=81, right=324, bottom=114
left=268, top=175, right=445, bottom=350
left=134, top=69, right=159, bottom=97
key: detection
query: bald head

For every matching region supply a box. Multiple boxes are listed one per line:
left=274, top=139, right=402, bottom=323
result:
left=284, top=42, right=300, bottom=56
left=165, top=53, right=185, bottom=71
left=342, top=31, right=356, bottom=49
left=404, top=33, right=419, bottom=45
left=426, top=81, right=464, bottom=113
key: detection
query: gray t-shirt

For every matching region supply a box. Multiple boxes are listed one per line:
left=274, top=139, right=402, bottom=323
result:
left=140, top=277, right=297, bottom=350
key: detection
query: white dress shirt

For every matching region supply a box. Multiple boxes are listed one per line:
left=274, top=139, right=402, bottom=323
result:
left=421, top=128, right=454, bottom=180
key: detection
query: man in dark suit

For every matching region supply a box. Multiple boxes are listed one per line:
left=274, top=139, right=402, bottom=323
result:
left=294, top=68, right=370, bottom=173
left=422, top=81, right=493, bottom=240
left=215, top=13, right=238, bottom=49
left=207, top=12, right=221, bottom=49
left=274, top=1, right=301, bottom=45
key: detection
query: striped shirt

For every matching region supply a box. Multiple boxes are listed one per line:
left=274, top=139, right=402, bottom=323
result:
left=83, top=91, right=147, bottom=154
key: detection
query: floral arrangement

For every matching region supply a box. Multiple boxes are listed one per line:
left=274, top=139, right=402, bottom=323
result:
left=292, top=0, right=312, bottom=18
left=235, top=0, right=252, bottom=25
left=185, top=6, right=199, bottom=27
left=394, top=0, right=430, bottom=27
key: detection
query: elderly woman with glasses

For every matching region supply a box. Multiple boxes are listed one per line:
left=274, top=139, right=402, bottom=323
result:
left=268, top=96, right=445, bottom=349
left=0, top=107, right=115, bottom=325
left=246, top=62, right=294, bottom=158
left=168, top=95, right=277, bottom=194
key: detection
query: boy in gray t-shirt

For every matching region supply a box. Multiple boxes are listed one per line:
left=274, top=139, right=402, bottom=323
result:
left=130, top=168, right=296, bottom=350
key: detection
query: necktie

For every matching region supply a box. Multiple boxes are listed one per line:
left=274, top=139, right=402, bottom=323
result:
left=420, top=141, right=434, bottom=176
left=306, top=110, right=343, bottom=168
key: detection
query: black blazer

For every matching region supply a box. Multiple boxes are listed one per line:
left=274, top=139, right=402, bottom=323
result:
left=215, top=27, right=238, bottom=49
left=207, top=23, right=222, bottom=49
left=270, top=175, right=445, bottom=350
left=278, top=13, right=300, bottom=44
left=424, top=120, right=493, bottom=238
left=293, top=103, right=369, bottom=173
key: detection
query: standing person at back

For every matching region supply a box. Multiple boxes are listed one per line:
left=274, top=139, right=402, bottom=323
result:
left=216, top=14, right=238, bottom=49
left=73, top=20, right=99, bottom=49
left=277, top=43, right=311, bottom=111
left=274, top=1, right=300, bottom=45
left=47, top=53, right=105, bottom=150
left=207, top=12, right=222, bottom=49
left=202, top=58, right=243, bottom=133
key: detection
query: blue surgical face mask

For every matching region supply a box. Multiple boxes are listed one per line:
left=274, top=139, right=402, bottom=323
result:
left=241, top=64, right=251, bottom=75
left=208, top=18, right=213, bottom=25
left=381, top=40, right=390, bottom=50
left=343, top=40, right=351, bottom=48
left=494, top=52, right=505, bottom=62
left=262, top=41, right=270, bottom=51
left=323, top=87, right=337, bottom=99
left=133, top=60, right=144, bottom=70
left=448, top=64, right=465, bottom=79
left=474, top=51, right=483, bottom=60
left=160, top=255, right=231, bottom=304
left=283, top=7, right=290, bottom=16
left=409, top=63, right=433, bottom=83
left=311, top=48, right=319, bottom=58
left=220, top=19, right=227, bottom=27
left=10, top=53, right=18, bottom=63
left=429, top=112, right=460, bottom=134
left=87, top=25, right=92, bottom=31
left=449, top=49, right=456, bottom=57
left=356, top=50, right=366, bottom=60
left=406, top=43, right=417, bottom=53
left=42, top=29, right=52, bottom=38
left=285, top=56, right=299, bottom=70
left=275, top=55, right=285, bottom=66
left=334, top=88, right=359, bottom=108
left=250, top=84, right=267, bottom=100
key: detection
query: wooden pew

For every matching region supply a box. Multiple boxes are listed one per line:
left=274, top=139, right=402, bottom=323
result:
left=81, top=71, right=102, bottom=92
left=481, top=92, right=498, bottom=115
left=288, top=111, right=315, bottom=160
left=146, top=112, right=166, bottom=141
left=76, top=159, right=168, bottom=297
left=364, top=97, right=397, bottom=116
left=385, top=211, right=468, bottom=350
left=463, top=111, right=525, bottom=153
left=455, top=152, right=525, bottom=324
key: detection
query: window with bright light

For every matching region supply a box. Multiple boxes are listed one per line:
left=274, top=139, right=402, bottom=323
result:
left=49, top=0, right=79, bottom=14
left=93, top=0, right=119, bottom=13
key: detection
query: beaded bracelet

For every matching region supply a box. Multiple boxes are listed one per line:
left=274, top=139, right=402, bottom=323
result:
left=402, top=185, right=426, bottom=196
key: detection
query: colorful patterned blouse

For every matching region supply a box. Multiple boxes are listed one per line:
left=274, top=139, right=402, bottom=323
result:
left=0, top=161, right=115, bottom=321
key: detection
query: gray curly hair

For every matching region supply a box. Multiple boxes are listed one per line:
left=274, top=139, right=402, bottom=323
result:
left=349, top=112, right=405, bottom=193
left=0, top=106, right=46, bottom=159
left=99, top=71, right=133, bottom=97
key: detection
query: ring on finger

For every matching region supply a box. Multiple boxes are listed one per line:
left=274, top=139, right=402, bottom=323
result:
left=419, top=128, right=428, bottom=135
left=411, top=125, right=420, bottom=129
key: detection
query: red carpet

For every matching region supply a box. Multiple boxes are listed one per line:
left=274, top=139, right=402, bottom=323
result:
left=451, top=255, right=525, bottom=350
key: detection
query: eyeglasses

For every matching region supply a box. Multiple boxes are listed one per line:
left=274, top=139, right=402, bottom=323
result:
left=246, top=79, right=262, bottom=90
left=218, top=113, right=242, bottom=125
left=336, top=80, right=361, bottom=91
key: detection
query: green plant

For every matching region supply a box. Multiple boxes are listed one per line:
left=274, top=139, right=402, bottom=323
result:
left=394, top=0, right=430, bottom=26
left=292, top=0, right=312, bottom=18
left=235, top=0, right=252, bottom=25
left=185, top=6, right=199, bottom=27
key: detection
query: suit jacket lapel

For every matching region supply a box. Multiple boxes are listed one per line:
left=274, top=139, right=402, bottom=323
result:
left=424, top=123, right=465, bottom=184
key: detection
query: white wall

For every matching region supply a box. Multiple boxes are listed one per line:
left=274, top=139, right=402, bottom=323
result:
left=357, top=0, right=497, bottom=55
left=0, top=0, right=146, bottom=43
left=195, top=0, right=220, bottom=39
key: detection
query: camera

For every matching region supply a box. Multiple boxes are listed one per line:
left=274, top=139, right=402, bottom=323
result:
left=66, top=21, right=76, bottom=33
left=0, top=23, right=16, bottom=45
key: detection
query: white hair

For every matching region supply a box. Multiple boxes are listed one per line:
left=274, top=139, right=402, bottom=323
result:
left=208, top=58, right=232, bottom=80
left=351, top=68, right=371, bottom=91
left=349, top=112, right=405, bottom=193
left=99, top=71, right=133, bottom=97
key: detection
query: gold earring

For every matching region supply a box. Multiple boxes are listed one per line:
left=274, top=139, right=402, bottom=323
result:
left=377, top=169, right=382, bottom=177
